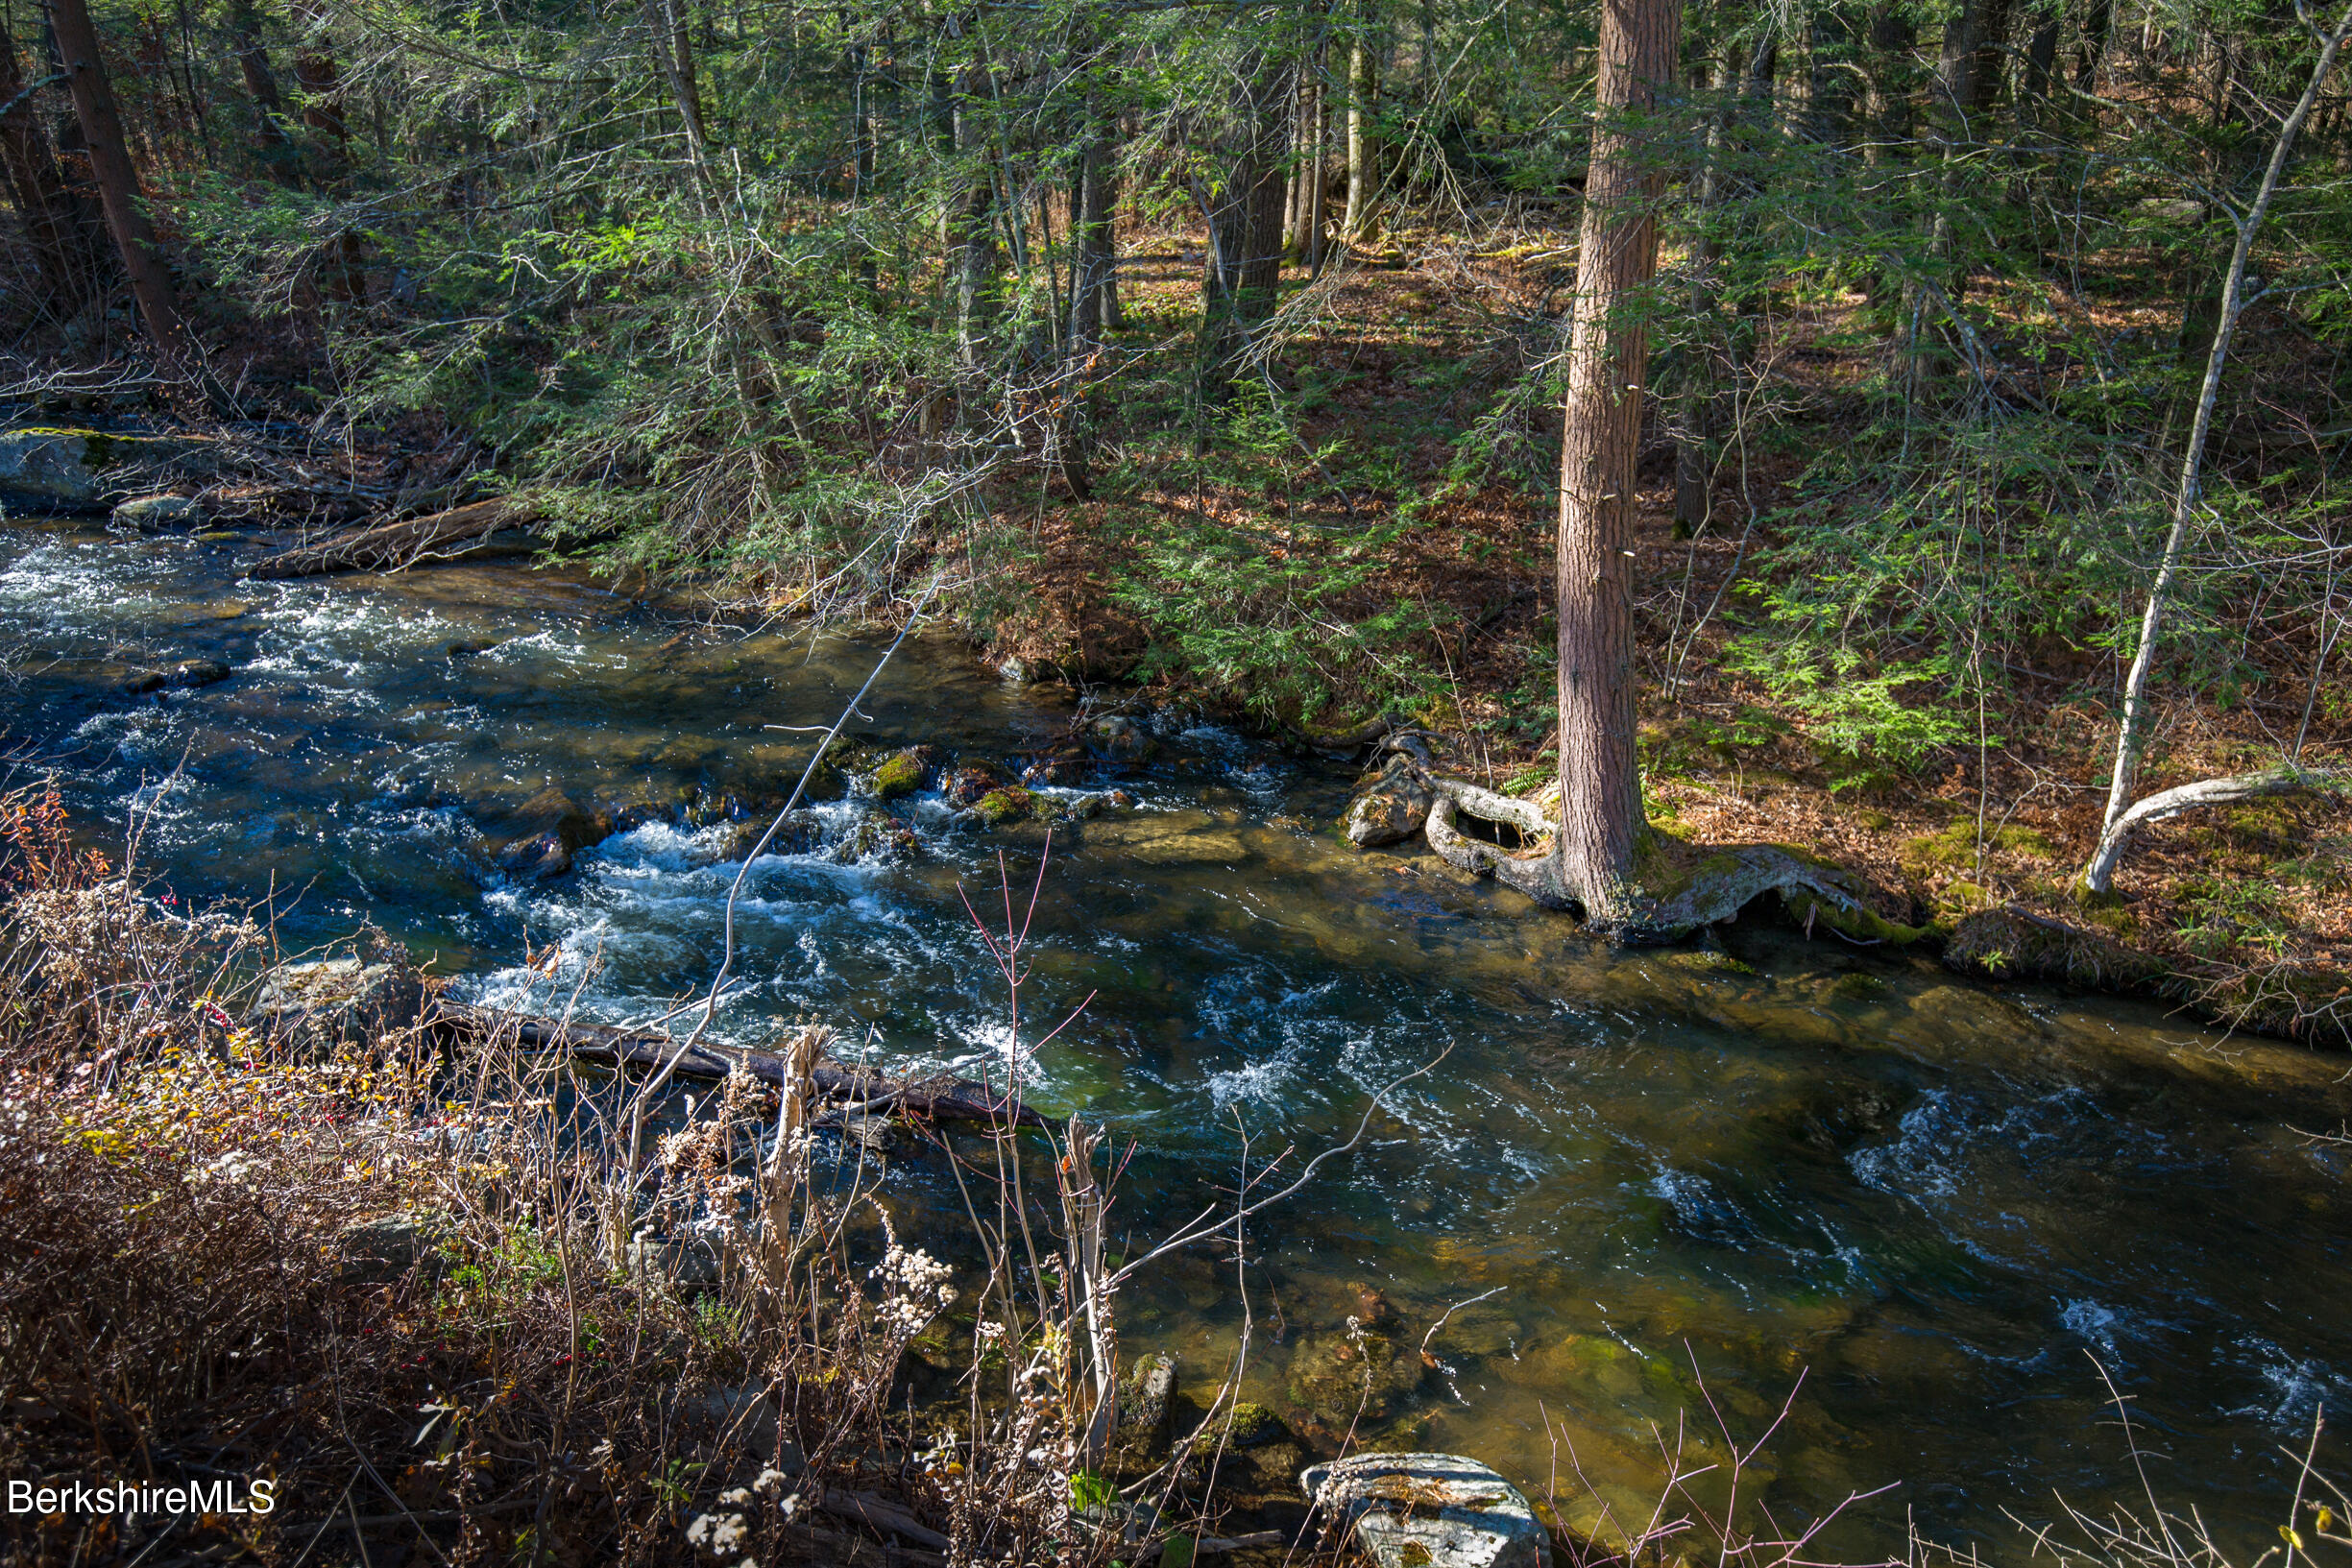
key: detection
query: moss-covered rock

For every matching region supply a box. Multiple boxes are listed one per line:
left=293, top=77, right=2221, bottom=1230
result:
left=1223, top=1401, right=1288, bottom=1449
left=871, top=746, right=935, bottom=800
left=801, top=761, right=848, bottom=802
left=970, top=786, right=1036, bottom=827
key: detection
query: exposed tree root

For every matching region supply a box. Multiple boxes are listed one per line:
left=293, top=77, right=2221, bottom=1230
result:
left=1418, top=772, right=1928, bottom=944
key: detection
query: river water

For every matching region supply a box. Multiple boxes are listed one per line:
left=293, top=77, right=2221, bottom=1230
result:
left=5, top=517, right=2349, bottom=1561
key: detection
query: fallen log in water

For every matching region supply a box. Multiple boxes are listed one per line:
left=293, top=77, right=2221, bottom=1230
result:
left=429, top=1001, right=1046, bottom=1127
left=248, top=496, right=539, bottom=579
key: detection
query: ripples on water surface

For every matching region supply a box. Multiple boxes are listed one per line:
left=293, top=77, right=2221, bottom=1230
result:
left=5, top=519, right=2349, bottom=1559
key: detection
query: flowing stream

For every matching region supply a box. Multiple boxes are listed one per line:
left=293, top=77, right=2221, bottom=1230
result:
left=6, top=516, right=2350, bottom=1561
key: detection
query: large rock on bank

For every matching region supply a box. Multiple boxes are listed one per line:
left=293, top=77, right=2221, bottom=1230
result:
left=0, top=428, right=225, bottom=514
left=1346, top=764, right=1434, bottom=847
left=0, top=430, right=103, bottom=510
left=1301, top=1452, right=1553, bottom=1568
left=252, top=953, right=425, bottom=1049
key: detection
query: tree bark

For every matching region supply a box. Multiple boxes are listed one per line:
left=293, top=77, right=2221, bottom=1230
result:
left=229, top=0, right=302, bottom=186
left=2074, top=0, right=2112, bottom=86
left=1552, top=0, right=1681, bottom=922
left=949, top=66, right=999, bottom=396
left=1304, top=44, right=1329, bottom=272
left=47, top=0, right=201, bottom=369
left=290, top=0, right=349, bottom=159
left=1342, top=15, right=1377, bottom=238
left=0, top=18, right=90, bottom=314
left=2091, top=0, right=2352, bottom=887
left=1198, top=50, right=1288, bottom=419
left=641, top=0, right=713, bottom=183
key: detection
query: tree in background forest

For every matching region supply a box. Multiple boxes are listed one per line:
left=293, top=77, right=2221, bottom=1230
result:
left=0, top=0, right=2348, bottom=983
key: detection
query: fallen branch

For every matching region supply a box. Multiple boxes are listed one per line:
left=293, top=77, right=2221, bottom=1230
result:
left=430, top=1002, right=1046, bottom=1126
left=247, top=496, right=538, bottom=578
left=817, top=1487, right=954, bottom=1551
left=2080, top=763, right=2345, bottom=895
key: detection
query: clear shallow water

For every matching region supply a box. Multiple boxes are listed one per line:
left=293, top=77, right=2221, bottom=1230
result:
left=5, top=518, right=2350, bottom=1560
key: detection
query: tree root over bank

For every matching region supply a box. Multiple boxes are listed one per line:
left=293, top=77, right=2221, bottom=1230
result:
left=1389, top=771, right=2349, bottom=1049
left=1414, top=771, right=1928, bottom=945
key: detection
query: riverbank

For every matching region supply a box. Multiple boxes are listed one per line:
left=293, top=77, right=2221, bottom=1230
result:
left=960, top=242, right=2352, bottom=1052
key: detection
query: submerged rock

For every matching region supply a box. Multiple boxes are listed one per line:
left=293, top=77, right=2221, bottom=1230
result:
left=1286, top=1323, right=1428, bottom=1434
left=1087, top=714, right=1157, bottom=765
left=253, top=953, right=425, bottom=1049
left=490, top=785, right=606, bottom=880
left=1302, top=1453, right=1553, bottom=1568
left=120, top=658, right=231, bottom=694
left=1021, top=748, right=1090, bottom=787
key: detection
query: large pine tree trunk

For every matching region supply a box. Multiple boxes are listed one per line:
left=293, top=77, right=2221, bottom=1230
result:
left=46, top=0, right=202, bottom=369
left=1552, top=0, right=1681, bottom=923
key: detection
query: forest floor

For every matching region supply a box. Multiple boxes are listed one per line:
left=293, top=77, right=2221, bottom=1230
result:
left=983, top=225, right=2352, bottom=1048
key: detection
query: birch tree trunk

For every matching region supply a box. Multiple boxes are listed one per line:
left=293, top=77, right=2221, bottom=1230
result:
left=2087, top=0, right=2352, bottom=895
left=1553, top=0, right=1681, bottom=923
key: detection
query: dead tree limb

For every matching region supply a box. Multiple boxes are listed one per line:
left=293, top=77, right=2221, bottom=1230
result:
left=2080, top=763, right=2344, bottom=895
left=248, top=497, right=539, bottom=578
left=429, top=1001, right=1047, bottom=1127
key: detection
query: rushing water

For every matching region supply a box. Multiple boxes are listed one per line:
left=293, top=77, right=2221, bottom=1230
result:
left=5, top=516, right=2349, bottom=1561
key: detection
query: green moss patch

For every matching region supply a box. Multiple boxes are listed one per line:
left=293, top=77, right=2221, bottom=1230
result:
left=872, top=748, right=933, bottom=800
left=971, top=786, right=1036, bottom=827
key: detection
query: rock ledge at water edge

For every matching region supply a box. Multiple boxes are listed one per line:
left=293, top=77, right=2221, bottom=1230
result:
left=1301, top=1452, right=1552, bottom=1568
